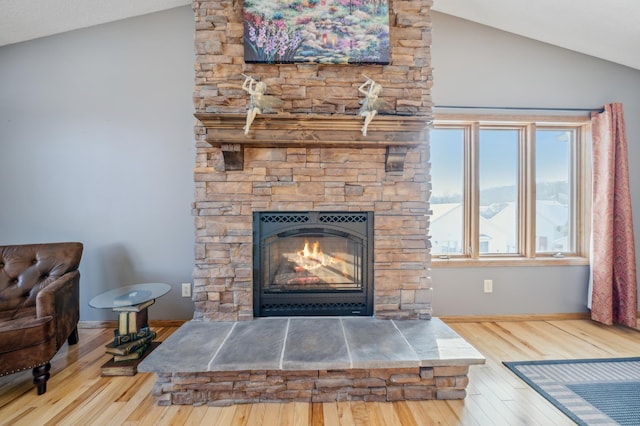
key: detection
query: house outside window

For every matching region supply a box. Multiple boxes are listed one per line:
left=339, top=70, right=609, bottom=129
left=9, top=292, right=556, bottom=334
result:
left=430, top=115, right=591, bottom=266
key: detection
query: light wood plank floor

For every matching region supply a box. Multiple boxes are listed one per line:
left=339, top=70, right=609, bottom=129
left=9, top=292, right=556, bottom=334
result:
left=1, top=319, right=639, bottom=425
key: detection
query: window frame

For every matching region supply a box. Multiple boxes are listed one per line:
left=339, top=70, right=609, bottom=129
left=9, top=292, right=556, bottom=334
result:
left=430, top=114, right=591, bottom=267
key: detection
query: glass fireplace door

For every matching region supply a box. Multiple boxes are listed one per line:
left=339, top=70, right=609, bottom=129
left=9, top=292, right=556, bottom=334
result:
left=263, top=231, right=363, bottom=293
left=253, top=212, right=373, bottom=317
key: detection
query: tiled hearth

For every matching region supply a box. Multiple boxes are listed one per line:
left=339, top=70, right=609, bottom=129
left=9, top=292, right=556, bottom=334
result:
left=139, top=318, right=485, bottom=405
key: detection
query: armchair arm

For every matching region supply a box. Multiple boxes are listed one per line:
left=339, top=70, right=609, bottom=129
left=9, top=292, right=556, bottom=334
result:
left=36, top=271, right=80, bottom=348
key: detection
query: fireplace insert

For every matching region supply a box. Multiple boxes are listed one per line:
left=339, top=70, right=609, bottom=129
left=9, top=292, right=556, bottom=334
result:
left=253, top=211, right=373, bottom=316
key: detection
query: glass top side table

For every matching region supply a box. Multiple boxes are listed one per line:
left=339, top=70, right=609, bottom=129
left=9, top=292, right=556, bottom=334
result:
left=89, top=283, right=171, bottom=376
left=89, top=283, right=171, bottom=310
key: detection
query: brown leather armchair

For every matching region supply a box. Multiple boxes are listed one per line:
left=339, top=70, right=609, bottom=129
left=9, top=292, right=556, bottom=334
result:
left=0, top=242, right=83, bottom=394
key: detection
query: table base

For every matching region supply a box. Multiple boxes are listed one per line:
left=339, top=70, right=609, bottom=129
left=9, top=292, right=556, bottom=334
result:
left=101, top=341, right=161, bottom=376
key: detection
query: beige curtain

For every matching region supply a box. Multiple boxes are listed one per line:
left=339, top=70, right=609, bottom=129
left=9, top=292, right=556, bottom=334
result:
left=590, top=103, right=638, bottom=327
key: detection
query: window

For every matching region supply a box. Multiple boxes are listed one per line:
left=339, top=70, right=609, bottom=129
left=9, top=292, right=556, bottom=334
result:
left=430, top=115, right=590, bottom=265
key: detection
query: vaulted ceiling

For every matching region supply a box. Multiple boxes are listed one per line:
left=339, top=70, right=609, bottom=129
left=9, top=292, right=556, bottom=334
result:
left=433, top=0, right=640, bottom=71
left=0, top=0, right=190, bottom=47
left=1, top=0, right=639, bottom=71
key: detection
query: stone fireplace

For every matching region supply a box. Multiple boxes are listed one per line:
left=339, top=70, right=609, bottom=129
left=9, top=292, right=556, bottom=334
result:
left=191, top=0, right=433, bottom=322
left=137, top=1, right=488, bottom=405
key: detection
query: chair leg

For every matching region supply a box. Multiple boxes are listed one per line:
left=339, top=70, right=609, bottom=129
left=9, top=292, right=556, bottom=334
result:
left=33, top=363, right=51, bottom=395
left=68, top=326, right=79, bottom=345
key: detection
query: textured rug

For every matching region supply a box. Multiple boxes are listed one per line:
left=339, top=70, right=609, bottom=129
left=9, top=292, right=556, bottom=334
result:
left=503, top=357, right=640, bottom=426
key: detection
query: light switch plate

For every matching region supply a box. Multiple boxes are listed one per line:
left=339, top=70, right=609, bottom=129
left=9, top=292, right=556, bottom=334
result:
left=181, top=283, right=191, bottom=297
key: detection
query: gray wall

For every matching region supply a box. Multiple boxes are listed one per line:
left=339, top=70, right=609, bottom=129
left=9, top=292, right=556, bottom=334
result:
left=2, top=7, right=638, bottom=320
left=430, top=12, right=640, bottom=316
left=0, top=7, right=196, bottom=321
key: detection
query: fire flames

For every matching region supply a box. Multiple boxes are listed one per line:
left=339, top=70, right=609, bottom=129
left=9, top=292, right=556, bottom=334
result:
left=277, top=238, right=353, bottom=286
left=295, top=240, right=325, bottom=271
left=292, top=239, right=349, bottom=277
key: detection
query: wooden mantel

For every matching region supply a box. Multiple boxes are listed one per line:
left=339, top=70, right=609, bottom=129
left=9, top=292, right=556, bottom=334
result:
left=194, top=113, right=430, bottom=171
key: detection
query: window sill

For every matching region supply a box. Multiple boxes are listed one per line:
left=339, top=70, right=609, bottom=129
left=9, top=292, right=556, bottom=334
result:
left=431, top=256, right=590, bottom=268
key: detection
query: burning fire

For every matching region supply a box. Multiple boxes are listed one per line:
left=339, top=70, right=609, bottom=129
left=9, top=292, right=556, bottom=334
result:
left=301, top=240, right=323, bottom=261
left=295, top=239, right=326, bottom=271
left=279, top=238, right=352, bottom=285
left=292, top=239, right=349, bottom=277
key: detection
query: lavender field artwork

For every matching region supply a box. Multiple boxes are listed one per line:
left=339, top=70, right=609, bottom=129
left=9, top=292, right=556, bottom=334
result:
left=243, top=0, right=390, bottom=64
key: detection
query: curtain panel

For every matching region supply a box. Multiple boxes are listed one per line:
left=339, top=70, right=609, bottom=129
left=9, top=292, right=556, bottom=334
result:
left=590, top=103, right=638, bottom=327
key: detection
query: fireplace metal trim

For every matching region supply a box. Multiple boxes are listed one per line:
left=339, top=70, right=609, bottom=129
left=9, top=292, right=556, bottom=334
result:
left=253, top=211, right=374, bottom=317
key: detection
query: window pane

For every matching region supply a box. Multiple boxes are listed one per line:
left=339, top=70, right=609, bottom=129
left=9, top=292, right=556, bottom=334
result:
left=430, top=128, right=464, bottom=255
left=479, top=129, right=519, bottom=254
left=536, top=130, right=573, bottom=253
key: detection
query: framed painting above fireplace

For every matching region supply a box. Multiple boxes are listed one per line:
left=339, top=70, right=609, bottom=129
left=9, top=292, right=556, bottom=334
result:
left=242, top=0, right=390, bottom=64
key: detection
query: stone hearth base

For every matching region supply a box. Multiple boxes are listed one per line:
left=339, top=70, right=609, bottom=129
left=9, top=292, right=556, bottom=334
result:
left=153, top=365, right=471, bottom=406
left=138, top=317, right=484, bottom=406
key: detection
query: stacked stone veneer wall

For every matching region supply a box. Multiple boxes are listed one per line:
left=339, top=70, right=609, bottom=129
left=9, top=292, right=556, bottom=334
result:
left=152, top=366, right=469, bottom=406
left=191, top=0, right=434, bottom=321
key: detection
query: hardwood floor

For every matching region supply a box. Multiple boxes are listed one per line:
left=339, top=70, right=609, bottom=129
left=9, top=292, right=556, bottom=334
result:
left=1, top=319, right=639, bottom=425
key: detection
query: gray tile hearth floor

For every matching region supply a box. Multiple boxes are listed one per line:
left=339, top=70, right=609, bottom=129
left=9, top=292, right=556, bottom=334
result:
left=138, top=317, right=485, bottom=374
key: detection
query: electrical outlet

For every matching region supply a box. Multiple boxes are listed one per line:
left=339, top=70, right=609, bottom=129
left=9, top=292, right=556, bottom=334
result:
left=483, top=279, right=493, bottom=293
left=181, top=283, right=192, bottom=297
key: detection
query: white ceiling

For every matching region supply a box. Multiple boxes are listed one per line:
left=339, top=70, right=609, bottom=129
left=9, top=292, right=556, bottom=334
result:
left=1, top=0, right=639, bottom=71
left=432, top=0, right=640, bottom=71
left=0, top=0, right=190, bottom=46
